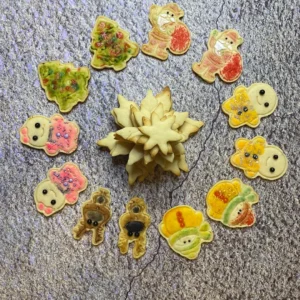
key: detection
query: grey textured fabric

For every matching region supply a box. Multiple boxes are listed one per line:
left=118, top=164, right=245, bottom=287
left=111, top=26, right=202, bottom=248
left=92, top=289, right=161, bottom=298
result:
left=0, top=0, right=299, bottom=299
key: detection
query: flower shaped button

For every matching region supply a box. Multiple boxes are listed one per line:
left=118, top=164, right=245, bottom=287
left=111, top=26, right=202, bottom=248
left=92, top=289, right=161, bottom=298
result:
left=20, top=114, right=79, bottom=156
left=90, top=16, right=139, bottom=71
left=38, top=61, right=90, bottom=113
left=230, top=136, right=288, bottom=180
left=222, top=83, right=278, bottom=128
left=206, top=179, right=259, bottom=228
left=192, top=29, right=243, bottom=83
left=34, top=162, right=88, bottom=216
left=73, top=187, right=112, bottom=245
left=159, top=206, right=213, bottom=260
left=141, top=3, right=191, bottom=60
left=118, top=197, right=151, bottom=259
left=97, top=87, right=203, bottom=184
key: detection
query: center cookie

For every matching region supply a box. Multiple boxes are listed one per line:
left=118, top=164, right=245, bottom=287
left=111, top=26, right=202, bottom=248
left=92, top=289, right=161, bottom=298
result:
left=97, top=87, right=204, bottom=184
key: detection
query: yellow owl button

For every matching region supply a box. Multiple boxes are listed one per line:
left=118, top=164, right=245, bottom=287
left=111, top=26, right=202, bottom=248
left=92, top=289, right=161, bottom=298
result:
left=159, top=205, right=213, bottom=260
left=222, top=83, right=278, bottom=128
left=206, top=179, right=259, bottom=228
left=230, top=136, right=288, bottom=180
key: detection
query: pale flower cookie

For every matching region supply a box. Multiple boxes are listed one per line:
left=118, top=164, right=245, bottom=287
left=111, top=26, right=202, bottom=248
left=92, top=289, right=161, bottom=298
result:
left=38, top=61, right=90, bottom=113
left=90, top=16, right=139, bottom=71
left=34, top=162, right=88, bottom=216
left=222, top=83, right=278, bottom=128
left=192, top=29, right=243, bottom=83
left=230, top=136, right=288, bottom=180
left=142, top=3, right=191, bottom=60
left=206, top=179, right=259, bottom=228
left=20, top=114, right=79, bottom=156
left=159, top=206, right=213, bottom=260
left=118, top=197, right=151, bottom=259
left=73, top=188, right=112, bottom=246
left=97, top=87, right=204, bottom=184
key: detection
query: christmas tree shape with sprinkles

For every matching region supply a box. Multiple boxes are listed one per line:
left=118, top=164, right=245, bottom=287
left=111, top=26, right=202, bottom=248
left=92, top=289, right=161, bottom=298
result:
left=90, top=16, right=139, bottom=71
left=38, top=61, right=90, bottom=113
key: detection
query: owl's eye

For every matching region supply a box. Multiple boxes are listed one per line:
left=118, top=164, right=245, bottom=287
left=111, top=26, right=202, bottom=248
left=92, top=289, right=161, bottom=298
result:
left=259, top=89, right=265, bottom=95
left=33, top=135, right=38, bottom=141
left=133, top=206, right=140, bottom=213
left=270, top=167, right=275, bottom=173
left=35, top=123, right=41, bottom=128
left=264, top=102, right=269, bottom=107
left=97, top=196, right=105, bottom=203
left=273, top=155, right=278, bottom=160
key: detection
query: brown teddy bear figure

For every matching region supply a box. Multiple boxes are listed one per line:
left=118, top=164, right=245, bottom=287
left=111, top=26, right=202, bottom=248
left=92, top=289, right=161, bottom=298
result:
left=72, top=187, right=111, bottom=245
left=118, top=197, right=151, bottom=259
left=142, top=3, right=191, bottom=60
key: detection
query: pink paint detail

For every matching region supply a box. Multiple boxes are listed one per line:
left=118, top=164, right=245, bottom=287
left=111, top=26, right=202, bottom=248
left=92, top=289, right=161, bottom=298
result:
left=45, top=143, right=59, bottom=154
left=21, top=127, right=28, bottom=134
left=159, top=42, right=167, bottom=48
left=45, top=207, right=53, bottom=215
left=38, top=203, right=44, bottom=210
left=20, top=127, right=29, bottom=143
left=45, top=115, right=79, bottom=155
left=48, top=163, right=87, bottom=204
left=65, top=191, right=78, bottom=204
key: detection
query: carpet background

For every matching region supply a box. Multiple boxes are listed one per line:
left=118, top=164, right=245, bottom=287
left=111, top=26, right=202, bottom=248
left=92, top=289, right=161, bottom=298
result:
left=0, top=0, right=299, bottom=299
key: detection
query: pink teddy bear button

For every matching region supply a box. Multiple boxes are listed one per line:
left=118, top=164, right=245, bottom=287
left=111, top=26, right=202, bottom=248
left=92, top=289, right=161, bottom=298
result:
left=20, top=114, right=79, bottom=156
left=34, top=162, right=88, bottom=216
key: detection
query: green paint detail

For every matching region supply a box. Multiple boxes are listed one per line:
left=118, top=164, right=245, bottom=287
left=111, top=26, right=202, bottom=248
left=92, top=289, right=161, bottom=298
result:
left=169, top=227, right=199, bottom=244
left=38, top=61, right=90, bottom=113
left=223, top=196, right=245, bottom=225
left=168, top=225, right=213, bottom=258
left=169, top=228, right=202, bottom=258
left=222, top=184, right=258, bottom=225
left=199, top=222, right=213, bottom=241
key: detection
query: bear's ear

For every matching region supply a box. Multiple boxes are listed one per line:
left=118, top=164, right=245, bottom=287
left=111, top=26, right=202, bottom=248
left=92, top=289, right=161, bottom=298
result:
left=230, top=152, right=242, bottom=167
left=149, top=4, right=160, bottom=22
left=210, top=29, right=219, bottom=38
left=237, top=36, right=244, bottom=46
left=235, top=138, right=249, bottom=150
